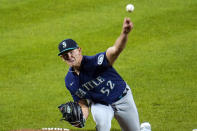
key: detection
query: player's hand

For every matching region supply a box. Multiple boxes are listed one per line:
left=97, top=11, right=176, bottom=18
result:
left=122, top=18, right=133, bottom=34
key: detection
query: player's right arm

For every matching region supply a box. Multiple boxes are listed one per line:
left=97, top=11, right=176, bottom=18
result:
left=106, top=18, right=133, bottom=66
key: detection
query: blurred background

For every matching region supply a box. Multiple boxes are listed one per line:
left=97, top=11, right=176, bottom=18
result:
left=0, top=0, right=196, bottom=130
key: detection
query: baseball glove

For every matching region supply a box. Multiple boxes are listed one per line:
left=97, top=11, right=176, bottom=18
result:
left=58, top=101, right=85, bottom=128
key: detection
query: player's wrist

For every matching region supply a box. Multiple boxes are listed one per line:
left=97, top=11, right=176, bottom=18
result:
left=121, top=31, right=129, bottom=37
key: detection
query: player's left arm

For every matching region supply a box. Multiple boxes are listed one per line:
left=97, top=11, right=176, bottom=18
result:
left=106, top=18, right=133, bottom=66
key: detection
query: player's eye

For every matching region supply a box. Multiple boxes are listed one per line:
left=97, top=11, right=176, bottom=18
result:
left=69, top=50, right=74, bottom=55
left=62, top=54, right=69, bottom=60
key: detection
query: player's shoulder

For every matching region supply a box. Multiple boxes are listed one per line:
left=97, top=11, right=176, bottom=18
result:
left=65, top=68, right=74, bottom=81
left=82, top=52, right=106, bottom=64
left=84, top=52, right=106, bottom=58
left=65, top=70, right=77, bottom=90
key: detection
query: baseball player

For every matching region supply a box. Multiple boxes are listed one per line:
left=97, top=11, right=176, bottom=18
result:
left=58, top=18, right=151, bottom=131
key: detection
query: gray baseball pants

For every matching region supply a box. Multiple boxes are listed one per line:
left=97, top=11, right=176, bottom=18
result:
left=91, top=85, right=140, bottom=131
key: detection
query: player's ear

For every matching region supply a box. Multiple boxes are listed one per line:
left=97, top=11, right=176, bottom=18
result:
left=78, top=48, right=82, bottom=53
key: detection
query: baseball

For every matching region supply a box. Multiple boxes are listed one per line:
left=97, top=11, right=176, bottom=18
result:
left=126, top=4, right=134, bottom=12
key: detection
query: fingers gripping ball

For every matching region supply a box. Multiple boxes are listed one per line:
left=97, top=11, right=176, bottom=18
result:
left=58, top=102, right=85, bottom=128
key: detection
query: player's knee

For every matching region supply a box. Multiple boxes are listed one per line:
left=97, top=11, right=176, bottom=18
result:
left=91, top=103, right=113, bottom=130
left=93, top=114, right=112, bottom=130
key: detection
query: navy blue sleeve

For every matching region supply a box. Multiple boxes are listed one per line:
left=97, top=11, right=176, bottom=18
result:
left=65, top=76, right=81, bottom=102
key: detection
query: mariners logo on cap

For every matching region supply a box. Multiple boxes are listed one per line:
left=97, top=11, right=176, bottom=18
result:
left=62, top=41, right=67, bottom=48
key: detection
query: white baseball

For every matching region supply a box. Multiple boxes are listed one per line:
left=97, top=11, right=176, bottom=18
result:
left=126, top=4, right=134, bottom=12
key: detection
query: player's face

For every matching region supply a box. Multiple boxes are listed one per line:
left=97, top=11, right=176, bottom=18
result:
left=61, top=48, right=82, bottom=68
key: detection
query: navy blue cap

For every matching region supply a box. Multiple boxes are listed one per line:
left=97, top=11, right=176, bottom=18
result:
left=58, top=39, right=78, bottom=56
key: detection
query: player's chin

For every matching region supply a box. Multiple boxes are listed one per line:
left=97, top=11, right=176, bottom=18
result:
left=68, top=62, right=77, bottom=68
left=68, top=63, right=74, bottom=67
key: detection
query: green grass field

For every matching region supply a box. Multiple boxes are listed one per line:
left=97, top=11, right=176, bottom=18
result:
left=0, top=0, right=197, bottom=130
